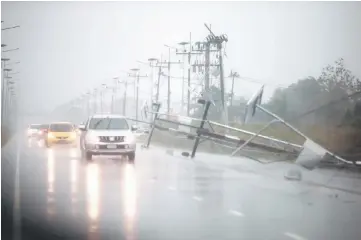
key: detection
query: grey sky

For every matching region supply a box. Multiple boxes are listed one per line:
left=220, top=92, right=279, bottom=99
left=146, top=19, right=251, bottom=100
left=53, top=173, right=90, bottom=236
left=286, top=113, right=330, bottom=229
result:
left=2, top=1, right=361, bottom=113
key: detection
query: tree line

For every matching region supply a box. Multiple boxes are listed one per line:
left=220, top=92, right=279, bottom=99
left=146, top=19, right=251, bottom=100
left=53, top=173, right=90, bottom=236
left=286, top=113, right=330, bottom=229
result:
left=192, top=58, right=361, bottom=129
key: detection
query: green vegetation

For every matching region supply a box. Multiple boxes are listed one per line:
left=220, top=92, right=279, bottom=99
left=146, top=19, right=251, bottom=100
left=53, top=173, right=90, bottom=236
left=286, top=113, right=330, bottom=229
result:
left=190, top=58, right=361, bottom=157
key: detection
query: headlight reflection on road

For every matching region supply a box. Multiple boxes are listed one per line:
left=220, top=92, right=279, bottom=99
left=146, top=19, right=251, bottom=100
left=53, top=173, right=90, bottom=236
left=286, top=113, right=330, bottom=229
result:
left=86, top=162, right=100, bottom=233
left=47, top=148, right=55, bottom=217
left=70, top=159, right=78, bottom=197
left=123, top=163, right=137, bottom=240
left=47, top=149, right=55, bottom=194
left=70, top=148, right=78, bottom=159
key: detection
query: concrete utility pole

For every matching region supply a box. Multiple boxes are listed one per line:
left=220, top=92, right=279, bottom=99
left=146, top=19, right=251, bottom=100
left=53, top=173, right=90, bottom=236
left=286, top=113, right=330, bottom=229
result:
left=86, top=92, right=91, bottom=116
left=205, top=42, right=211, bottom=91
left=178, top=42, right=188, bottom=114
left=155, top=65, right=163, bottom=104
left=100, top=84, right=107, bottom=114
left=147, top=58, right=158, bottom=105
left=122, top=80, right=128, bottom=116
left=229, top=71, right=239, bottom=107
left=204, top=23, right=229, bottom=124
left=129, top=69, right=147, bottom=121
left=176, top=33, right=202, bottom=116
left=92, top=89, right=98, bottom=114
left=111, top=77, right=119, bottom=113
left=162, top=45, right=183, bottom=115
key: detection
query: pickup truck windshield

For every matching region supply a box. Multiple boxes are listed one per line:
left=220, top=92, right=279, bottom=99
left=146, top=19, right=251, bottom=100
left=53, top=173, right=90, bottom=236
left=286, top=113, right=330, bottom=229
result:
left=88, top=118, right=129, bottom=130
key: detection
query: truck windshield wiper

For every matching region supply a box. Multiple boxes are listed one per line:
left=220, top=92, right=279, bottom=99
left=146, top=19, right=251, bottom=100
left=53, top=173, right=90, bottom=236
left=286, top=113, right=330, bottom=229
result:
left=105, top=118, right=112, bottom=130
left=93, top=117, right=109, bottom=129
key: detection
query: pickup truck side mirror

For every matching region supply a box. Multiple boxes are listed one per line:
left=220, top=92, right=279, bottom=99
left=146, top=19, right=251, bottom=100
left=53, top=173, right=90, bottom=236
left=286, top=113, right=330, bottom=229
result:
left=78, top=124, right=86, bottom=131
left=131, top=125, right=138, bottom=132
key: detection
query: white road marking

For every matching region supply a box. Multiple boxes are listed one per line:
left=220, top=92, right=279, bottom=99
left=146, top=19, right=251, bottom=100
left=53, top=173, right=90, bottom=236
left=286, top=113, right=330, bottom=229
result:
left=284, top=232, right=308, bottom=240
left=13, top=133, right=22, bottom=240
left=228, top=209, right=244, bottom=217
left=192, top=196, right=203, bottom=202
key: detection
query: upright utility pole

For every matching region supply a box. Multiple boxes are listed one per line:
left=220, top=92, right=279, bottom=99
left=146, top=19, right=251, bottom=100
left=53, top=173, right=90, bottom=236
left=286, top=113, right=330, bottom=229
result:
left=176, top=33, right=202, bottom=116
left=204, top=23, right=229, bottom=124
left=159, top=45, right=181, bottom=114
left=204, top=42, right=211, bottom=91
left=229, top=71, right=239, bottom=107
left=147, top=58, right=158, bottom=106
left=93, top=89, right=98, bottom=114
left=156, top=52, right=182, bottom=115
left=111, top=77, right=119, bottom=113
left=155, top=65, right=163, bottom=104
left=100, top=84, right=107, bottom=114
left=129, top=69, right=147, bottom=121
left=167, top=48, right=171, bottom=115
left=122, top=80, right=128, bottom=115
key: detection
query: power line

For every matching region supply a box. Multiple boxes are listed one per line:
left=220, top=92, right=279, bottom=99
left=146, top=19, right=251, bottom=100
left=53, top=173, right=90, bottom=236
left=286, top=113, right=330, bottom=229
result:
left=289, top=91, right=361, bottom=122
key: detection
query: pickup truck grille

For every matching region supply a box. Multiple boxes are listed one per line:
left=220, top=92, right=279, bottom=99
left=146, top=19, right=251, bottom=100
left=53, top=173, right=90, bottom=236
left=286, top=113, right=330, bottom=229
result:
left=99, top=136, right=124, bottom=143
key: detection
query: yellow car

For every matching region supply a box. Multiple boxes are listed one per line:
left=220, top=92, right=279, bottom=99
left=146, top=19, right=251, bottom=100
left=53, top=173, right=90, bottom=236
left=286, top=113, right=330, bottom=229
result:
left=45, top=122, right=78, bottom=148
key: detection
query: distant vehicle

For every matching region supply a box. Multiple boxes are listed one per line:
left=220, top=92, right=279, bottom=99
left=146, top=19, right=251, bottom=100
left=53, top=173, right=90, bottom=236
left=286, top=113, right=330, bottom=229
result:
left=45, top=122, right=77, bottom=148
left=37, top=124, right=50, bottom=140
left=79, top=114, right=138, bottom=163
left=27, top=124, right=41, bottom=138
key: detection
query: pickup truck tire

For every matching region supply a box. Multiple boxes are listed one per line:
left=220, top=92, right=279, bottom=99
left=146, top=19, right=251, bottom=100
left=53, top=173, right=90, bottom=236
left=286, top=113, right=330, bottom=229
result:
left=85, top=152, right=92, bottom=161
left=128, top=152, right=135, bottom=163
left=81, top=149, right=92, bottom=161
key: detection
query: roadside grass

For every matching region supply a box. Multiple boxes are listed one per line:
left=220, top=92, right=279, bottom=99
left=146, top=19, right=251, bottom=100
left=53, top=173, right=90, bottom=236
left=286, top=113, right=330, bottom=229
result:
left=144, top=121, right=361, bottom=155
left=231, top=122, right=361, bottom=154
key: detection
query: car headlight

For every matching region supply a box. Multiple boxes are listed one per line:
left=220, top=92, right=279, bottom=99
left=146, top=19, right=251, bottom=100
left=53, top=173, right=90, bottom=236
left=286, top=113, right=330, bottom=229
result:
left=125, top=134, right=136, bottom=143
left=70, top=132, right=77, bottom=138
left=86, top=133, right=98, bottom=143
left=48, top=133, right=55, bottom=139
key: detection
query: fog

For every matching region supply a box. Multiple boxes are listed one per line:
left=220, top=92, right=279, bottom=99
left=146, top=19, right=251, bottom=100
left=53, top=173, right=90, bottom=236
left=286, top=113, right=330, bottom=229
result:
left=2, top=1, right=361, bottom=114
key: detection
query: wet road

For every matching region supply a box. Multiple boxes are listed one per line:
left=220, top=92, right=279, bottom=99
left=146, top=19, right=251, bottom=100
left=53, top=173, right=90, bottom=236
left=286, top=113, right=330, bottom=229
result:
left=2, top=136, right=361, bottom=240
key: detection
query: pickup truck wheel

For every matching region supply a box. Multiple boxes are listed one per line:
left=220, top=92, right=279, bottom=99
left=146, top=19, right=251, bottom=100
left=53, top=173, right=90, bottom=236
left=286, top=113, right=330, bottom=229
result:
left=85, top=152, right=92, bottom=161
left=81, top=150, right=92, bottom=161
left=128, top=152, right=135, bottom=163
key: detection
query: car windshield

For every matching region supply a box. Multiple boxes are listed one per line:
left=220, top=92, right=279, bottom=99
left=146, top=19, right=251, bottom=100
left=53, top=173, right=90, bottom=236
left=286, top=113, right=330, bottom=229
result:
left=88, top=118, right=129, bottom=130
left=40, top=124, right=48, bottom=129
left=50, top=123, right=73, bottom=132
left=30, top=124, right=41, bottom=129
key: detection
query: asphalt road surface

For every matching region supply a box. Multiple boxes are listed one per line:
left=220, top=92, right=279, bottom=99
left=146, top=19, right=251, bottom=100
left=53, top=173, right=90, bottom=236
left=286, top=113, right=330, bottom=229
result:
left=2, top=135, right=361, bottom=240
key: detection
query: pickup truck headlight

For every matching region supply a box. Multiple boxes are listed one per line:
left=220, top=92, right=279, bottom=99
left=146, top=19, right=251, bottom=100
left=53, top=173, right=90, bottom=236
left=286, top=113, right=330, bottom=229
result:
left=125, top=134, right=136, bottom=143
left=86, top=133, right=99, bottom=143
